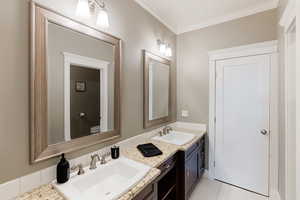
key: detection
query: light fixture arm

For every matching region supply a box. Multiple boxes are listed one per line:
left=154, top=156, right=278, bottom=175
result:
left=89, top=0, right=106, bottom=9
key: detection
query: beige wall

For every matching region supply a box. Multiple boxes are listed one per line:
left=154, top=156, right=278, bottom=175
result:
left=177, top=9, right=277, bottom=124
left=0, top=0, right=176, bottom=184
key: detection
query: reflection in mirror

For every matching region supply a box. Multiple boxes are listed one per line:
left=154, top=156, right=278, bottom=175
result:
left=149, top=60, right=170, bottom=120
left=70, top=66, right=100, bottom=140
left=143, top=50, right=171, bottom=129
left=47, top=22, right=115, bottom=146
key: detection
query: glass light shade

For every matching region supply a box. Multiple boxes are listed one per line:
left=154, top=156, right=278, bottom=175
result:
left=165, top=47, right=172, bottom=57
left=97, top=9, right=110, bottom=28
left=160, top=43, right=167, bottom=54
left=76, top=0, right=91, bottom=18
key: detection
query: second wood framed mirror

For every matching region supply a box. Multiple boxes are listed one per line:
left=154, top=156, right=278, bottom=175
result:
left=143, top=50, right=172, bottom=129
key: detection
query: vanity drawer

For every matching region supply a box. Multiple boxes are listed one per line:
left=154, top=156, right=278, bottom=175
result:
left=133, top=184, right=155, bottom=200
left=158, top=154, right=177, bottom=176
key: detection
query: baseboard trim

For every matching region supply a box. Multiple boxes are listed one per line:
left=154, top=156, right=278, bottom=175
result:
left=203, top=170, right=209, bottom=179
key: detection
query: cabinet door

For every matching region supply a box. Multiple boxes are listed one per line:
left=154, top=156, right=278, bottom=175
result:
left=198, top=142, right=205, bottom=177
left=186, top=150, right=198, bottom=195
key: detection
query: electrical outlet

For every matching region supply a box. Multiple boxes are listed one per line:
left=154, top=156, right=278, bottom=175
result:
left=181, top=110, right=189, bottom=117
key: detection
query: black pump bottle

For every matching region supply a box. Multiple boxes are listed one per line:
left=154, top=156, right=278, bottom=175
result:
left=56, top=153, right=70, bottom=184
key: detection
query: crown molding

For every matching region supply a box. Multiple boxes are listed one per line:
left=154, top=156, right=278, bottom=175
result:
left=279, top=0, right=296, bottom=32
left=178, top=0, right=279, bottom=34
left=134, top=0, right=178, bottom=34
left=135, top=0, right=278, bottom=35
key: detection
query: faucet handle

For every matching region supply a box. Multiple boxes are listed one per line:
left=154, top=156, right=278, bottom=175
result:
left=159, top=131, right=163, bottom=136
left=104, top=151, right=111, bottom=157
left=71, top=164, right=85, bottom=175
left=99, top=155, right=107, bottom=165
left=91, top=154, right=100, bottom=160
left=89, top=154, right=101, bottom=170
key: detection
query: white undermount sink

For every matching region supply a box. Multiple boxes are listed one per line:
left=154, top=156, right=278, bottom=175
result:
left=53, top=157, right=151, bottom=200
left=152, top=131, right=195, bottom=146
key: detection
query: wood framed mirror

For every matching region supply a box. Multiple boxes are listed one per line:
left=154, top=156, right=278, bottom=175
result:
left=143, top=50, right=172, bottom=129
left=30, top=3, right=122, bottom=163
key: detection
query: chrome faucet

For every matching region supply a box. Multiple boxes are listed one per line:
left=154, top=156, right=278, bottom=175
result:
left=90, top=154, right=100, bottom=170
left=99, top=155, right=107, bottom=165
left=162, top=126, right=173, bottom=135
left=71, top=164, right=85, bottom=175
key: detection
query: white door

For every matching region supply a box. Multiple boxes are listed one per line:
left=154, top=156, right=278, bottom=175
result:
left=215, top=55, right=270, bottom=196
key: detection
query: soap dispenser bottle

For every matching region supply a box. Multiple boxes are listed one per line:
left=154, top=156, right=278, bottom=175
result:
left=57, top=153, right=70, bottom=184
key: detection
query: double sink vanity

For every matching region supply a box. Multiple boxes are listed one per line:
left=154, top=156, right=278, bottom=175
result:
left=19, top=127, right=206, bottom=200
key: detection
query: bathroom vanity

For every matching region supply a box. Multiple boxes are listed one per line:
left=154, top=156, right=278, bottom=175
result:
left=18, top=128, right=206, bottom=200
left=134, top=136, right=205, bottom=200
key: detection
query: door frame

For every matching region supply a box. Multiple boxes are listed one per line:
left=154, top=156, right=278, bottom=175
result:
left=63, top=52, right=109, bottom=141
left=279, top=1, right=296, bottom=199
left=208, top=41, right=279, bottom=198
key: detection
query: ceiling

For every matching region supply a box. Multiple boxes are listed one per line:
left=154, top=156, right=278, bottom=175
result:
left=134, top=0, right=278, bottom=34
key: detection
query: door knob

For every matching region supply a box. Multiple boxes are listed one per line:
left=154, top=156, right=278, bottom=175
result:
left=260, top=129, right=268, bottom=135
left=79, top=112, right=86, bottom=118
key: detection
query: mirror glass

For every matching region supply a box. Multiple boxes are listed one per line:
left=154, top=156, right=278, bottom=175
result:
left=148, top=60, right=170, bottom=120
left=143, top=51, right=171, bottom=129
left=47, top=22, right=115, bottom=145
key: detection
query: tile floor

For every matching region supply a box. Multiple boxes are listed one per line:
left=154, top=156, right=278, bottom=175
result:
left=189, top=178, right=268, bottom=200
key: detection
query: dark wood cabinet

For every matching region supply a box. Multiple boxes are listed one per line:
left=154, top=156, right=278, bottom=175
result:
left=134, top=153, right=179, bottom=200
left=185, top=149, right=199, bottom=195
left=157, top=153, right=178, bottom=200
left=198, top=138, right=205, bottom=177
left=133, top=182, right=155, bottom=200
left=134, top=135, right=206, bottom=200
left=179, top=136, right=206, bottom=200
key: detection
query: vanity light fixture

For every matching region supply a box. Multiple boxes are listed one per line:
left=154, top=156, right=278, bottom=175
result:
left=160, top=43, right=167, bottom=54
left=76, top=0, right=91, bottom=18
left=96, top=5, right=109, bottom=28
left=157, top=40, right=172, bottom=57
left=165, top=45, right=172, bottom=57
left=76, top=0, right=110, bottom=28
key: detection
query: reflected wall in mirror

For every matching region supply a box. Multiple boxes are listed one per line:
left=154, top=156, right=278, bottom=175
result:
left=31, top=3, right=121, bottom=163
left=143, top=50, right=172, bottom=128
left=47, top=22, right=115, bottom=145
left=149, top=60, right=170, bottom=120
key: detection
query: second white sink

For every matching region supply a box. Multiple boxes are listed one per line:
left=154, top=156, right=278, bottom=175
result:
left=53, top=157, right=151, bottom=200
left=152, top=131, right=195, bottom=146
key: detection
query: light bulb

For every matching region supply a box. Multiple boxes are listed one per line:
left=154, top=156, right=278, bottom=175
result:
left=97, top=9, right=109, bottom=28
left=166, top=46, right=172, bottom=57
left=160, top=43, right=167, bottom=54
left=76, top=0, right=91, bottom=18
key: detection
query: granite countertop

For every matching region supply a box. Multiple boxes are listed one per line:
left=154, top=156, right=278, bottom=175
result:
left=122, top=127, right=206, bottom=168
left=17, top=127, right=206, bottom=200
